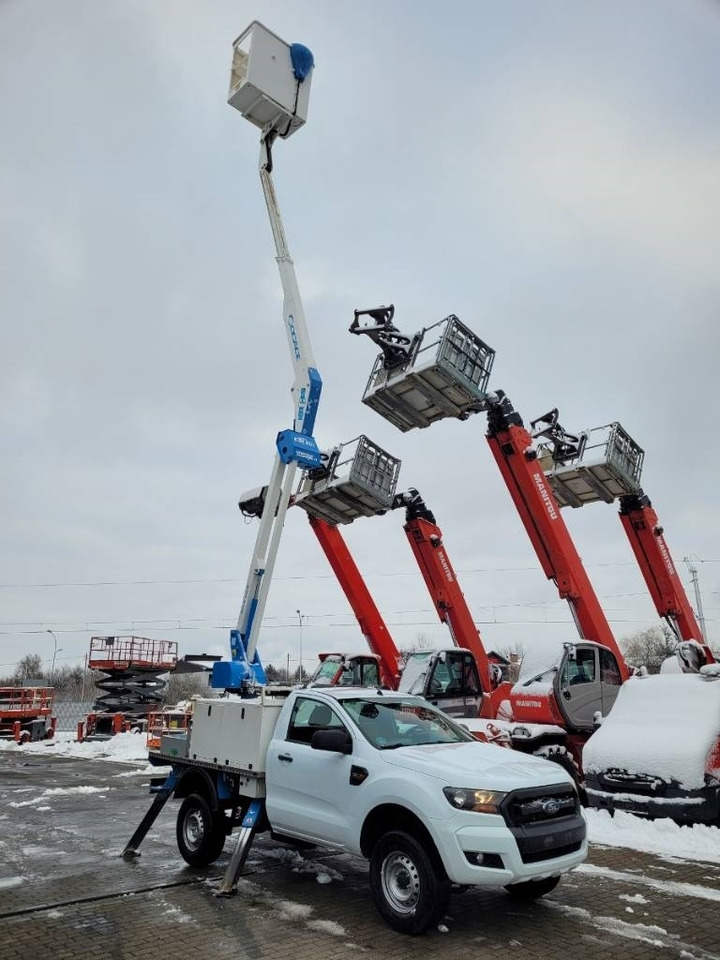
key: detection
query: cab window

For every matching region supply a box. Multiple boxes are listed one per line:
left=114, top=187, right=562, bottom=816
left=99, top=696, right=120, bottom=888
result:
left=599, top=649, right=622, bottom=685
left=565, top=649, right=597, bottom=685
left=286, top=697, right=347, bottom=745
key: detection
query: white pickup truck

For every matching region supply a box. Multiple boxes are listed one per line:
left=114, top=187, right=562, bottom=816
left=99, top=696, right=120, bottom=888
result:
left=134, top=686, right=587, bottom=934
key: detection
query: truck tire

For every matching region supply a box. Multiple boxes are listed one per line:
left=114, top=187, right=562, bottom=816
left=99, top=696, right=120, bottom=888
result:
left=176, top=793, right=226, bottom=867
left=504, top=875, right=560, bottom=900
left=369, top=830, right=450, bottom=935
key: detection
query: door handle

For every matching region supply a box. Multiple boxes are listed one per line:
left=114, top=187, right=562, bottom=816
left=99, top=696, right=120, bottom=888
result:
left=278, top=753, right=293, bottom=763
left=562, top=690, right=571, bottom=700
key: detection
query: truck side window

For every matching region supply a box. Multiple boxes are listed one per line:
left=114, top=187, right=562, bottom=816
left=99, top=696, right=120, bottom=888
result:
left=287, top=697, right=346, bottom=744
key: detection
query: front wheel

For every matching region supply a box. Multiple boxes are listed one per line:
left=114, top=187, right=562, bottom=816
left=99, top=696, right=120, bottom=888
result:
left=369, top=830, right=450, bottom=935
left=176, top=793, right=226, bottom=867
left=504, top=875, right=560, bottom=900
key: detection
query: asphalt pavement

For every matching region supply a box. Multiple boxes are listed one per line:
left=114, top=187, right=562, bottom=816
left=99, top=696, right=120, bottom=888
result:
left=1, top=751, right=719, bottom=960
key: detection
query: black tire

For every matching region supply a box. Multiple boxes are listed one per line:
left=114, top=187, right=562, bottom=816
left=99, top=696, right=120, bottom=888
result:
left=369, top=830, right=450, bottom=935
left=176, top=793, right=226, bottom=867
left=504, top=875, right=560, bottom=900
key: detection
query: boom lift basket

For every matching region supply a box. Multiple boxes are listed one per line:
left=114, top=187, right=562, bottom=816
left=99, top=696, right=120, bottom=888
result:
left=539, top=422, right=644, bottom=508
left=293, top=435, right=401, bottom=525
left=360, top=316, right=495, bottom=432
left=228, top=21, right=312, bottom=139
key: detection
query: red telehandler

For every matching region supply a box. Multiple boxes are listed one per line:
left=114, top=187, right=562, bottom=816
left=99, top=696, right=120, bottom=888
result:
left=532, top=411, right=714, bottom=668
left=349, top=306, right=632, bottom=780
left=240, top=469, right=511, bottom=729
left=297, top=488, right=512, bottom=721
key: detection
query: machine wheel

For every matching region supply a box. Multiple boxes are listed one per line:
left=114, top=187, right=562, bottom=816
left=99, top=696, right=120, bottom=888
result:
left=369, top=830, right=450, bottom=935
left=18, top=731, right=31, bottom=745
left=534, top=745, right=582, bottom=788
left=504, top=875, right=560, bottom=900
left=176, top=794, right=226, bottom=867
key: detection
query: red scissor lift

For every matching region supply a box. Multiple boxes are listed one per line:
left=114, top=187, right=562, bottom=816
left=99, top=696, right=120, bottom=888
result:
left=78, top=636, right=178, bottom=741
left=0, top=686, right=56, bottom=744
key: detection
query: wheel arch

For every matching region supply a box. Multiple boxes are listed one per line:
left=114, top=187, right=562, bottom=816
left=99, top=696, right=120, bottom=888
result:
left=174, top=768, right=219, bottom=808
left=360, top=803, right=445, bottom=872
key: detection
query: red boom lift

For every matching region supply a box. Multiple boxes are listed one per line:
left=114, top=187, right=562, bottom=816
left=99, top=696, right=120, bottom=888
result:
left=349, top=306, right=632, bottom=778
left=532, top=412, right=714, bottom=667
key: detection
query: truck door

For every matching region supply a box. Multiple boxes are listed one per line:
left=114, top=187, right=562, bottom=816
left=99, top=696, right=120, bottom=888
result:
left=265, top=697, right=359, bottom=847
left=425, top=651, right=482, bottom=718
left=556, top=645, right=603, bottom=731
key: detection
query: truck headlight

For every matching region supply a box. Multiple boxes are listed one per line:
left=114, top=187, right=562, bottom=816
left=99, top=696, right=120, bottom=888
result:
left=443, top=787, right=506, bottom=814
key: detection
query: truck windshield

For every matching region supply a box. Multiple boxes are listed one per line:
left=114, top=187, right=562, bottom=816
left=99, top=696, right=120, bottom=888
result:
left=340, top=698, right=473, bottom=749
left=310, top=658, right=343, bottom=685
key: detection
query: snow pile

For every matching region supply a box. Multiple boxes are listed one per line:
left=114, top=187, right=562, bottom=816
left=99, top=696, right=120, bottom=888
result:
left=0, top=731, right=151, bottom=764
left=586, top=808, right=720, bottom=863
left=9, top=785, right=110, bottom=808
left=583, top=674, right=720, bottom=789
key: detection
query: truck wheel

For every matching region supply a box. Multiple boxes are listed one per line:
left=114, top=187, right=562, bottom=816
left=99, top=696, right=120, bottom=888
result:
left=504, top=875, right=560, bottom=900
left=369, top=830, right=450, bottom=935
left=176, top=794, right=226, bottom=867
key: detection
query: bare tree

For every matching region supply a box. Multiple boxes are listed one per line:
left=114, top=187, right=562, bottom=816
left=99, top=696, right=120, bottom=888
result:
left=621, top=626, right=677, bottom=674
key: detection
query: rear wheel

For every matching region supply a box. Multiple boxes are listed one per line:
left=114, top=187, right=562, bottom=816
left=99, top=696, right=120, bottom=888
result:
left=369, top=830, right=450, bottom=935
left=504, top=875, right=560, bottom=900
left=176, top=793, right=226, bottom=867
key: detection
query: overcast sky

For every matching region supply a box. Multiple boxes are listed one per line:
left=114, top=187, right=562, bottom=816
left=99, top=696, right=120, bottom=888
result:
left=1, top=0, right=719, bottom=681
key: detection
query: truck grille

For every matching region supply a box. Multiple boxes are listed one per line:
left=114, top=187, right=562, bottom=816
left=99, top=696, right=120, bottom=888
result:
left=503, top=784, right=579, bottom=826
left=501, top=784, right=585, bottom=865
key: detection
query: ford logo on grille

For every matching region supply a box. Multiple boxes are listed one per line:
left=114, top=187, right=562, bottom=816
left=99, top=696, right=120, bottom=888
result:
left=542, top=798, right=561, bottom=815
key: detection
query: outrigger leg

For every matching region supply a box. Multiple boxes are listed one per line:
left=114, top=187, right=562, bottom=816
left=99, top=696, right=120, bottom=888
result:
left=122, top=769, right=179, bottom=860
left=217, top=799, right=264, bottom=895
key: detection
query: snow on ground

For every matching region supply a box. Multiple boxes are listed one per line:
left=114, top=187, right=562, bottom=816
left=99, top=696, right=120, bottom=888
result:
left=586, top=809, right=720, bottom=864
left=0, top=731, right=155, bottom=765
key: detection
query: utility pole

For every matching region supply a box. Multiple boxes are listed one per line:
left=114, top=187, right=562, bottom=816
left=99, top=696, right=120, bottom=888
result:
left=296, top=610, right=304, bottom=682
left=46, top=629, right=60, bottom=684
left=683, top=556, right=708, bottom=643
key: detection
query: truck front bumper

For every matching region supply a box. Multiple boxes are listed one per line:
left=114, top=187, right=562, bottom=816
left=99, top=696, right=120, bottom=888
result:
left=434, top=811, right=587, bottom=887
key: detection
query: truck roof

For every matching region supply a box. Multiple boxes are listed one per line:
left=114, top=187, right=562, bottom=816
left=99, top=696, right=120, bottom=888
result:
left=298, top=686, right=422, bottom=704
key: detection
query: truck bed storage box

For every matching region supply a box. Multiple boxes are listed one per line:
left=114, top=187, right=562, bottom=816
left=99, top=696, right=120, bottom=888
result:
left=293, top=435, right=401, bottom=525
left=361, top=316, right=495, bottom=432
left=188, top=697, right=283, bottom=772
left=539, top=422, right=644, bottom=508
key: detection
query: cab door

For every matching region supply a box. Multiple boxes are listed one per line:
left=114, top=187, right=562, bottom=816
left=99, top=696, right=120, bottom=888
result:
left=265, top=696, right=363, bottom=848
left=557, top=645, right=603, bottom=731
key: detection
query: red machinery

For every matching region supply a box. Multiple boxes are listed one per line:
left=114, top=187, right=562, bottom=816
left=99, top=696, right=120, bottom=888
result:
left=0, top=686, right=56, bottom=744
left=304, top=491, right=512, bottom=721
left=78, top=636, right=178, bottom=741
left=532, top=411, right=714, bottom=666
left=349, top=308, right=632, bottom=778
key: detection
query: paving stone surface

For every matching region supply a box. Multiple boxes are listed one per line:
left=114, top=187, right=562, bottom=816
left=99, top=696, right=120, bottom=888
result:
left=1, top=752, right=719, bottom=960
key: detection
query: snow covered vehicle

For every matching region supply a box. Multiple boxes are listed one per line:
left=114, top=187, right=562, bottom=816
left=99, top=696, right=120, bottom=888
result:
left=583, top=666, right=720, bottom=824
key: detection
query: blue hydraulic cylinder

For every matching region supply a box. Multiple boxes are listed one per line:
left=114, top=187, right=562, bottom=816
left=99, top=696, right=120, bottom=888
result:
left=212, top=630, right=268, bottom=689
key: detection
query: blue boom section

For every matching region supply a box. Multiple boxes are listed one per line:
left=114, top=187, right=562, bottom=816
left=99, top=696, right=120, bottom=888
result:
left=213, top=629, right=268, bottom=689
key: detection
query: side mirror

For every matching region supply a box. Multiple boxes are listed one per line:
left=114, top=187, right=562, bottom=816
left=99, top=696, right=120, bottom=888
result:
left=311, top=728, right=352, bottom=754
left=563, top=642, right=577, bottom=661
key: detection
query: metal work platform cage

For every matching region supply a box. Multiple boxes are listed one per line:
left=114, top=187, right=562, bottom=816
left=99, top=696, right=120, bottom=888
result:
left=0, top=686, right=53, bottom=720
left=361, top=315, right=495, bottom=432
left=293, top=435, right=401, bottom=525
left=539, top=422, right=644, bottom=508
left=88, top=636, right=179, bottom=672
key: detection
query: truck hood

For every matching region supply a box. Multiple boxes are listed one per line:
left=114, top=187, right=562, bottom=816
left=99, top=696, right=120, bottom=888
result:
left=379, top=741, right=573, bottom=791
